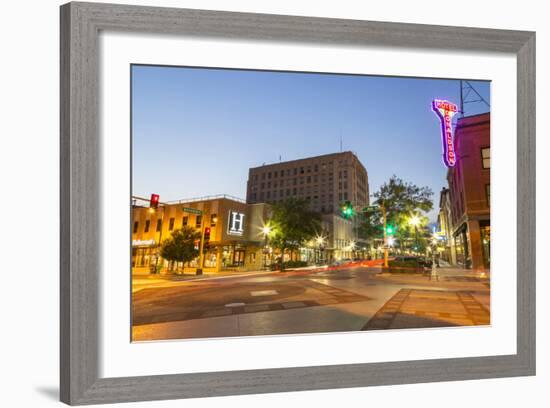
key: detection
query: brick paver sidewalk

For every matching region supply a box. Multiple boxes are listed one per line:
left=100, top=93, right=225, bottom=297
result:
left=362, top=288, right=490, bottom=330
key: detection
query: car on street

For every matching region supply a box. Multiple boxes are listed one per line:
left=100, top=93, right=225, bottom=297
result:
left=393, top=255, right=433, bottom=269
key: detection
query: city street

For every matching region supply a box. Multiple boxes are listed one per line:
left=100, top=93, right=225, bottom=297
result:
left=132, top=262, right=490, bottom=341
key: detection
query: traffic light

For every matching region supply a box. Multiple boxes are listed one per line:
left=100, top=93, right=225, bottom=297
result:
left=341, top=201, right=354, bottom=219
left=203, top=227, right=211, bottom=250
left=149, top=193, right=160, bottom=209
left=385, top=225, right=395, bottom=235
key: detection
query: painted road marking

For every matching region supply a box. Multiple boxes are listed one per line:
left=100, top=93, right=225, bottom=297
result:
left=225, top=302, right=246, bottom=308
left=250, top=290, right=278, bottom=297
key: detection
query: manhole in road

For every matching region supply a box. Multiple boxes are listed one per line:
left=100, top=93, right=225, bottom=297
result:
left=250, top=290, right=278, bottom=297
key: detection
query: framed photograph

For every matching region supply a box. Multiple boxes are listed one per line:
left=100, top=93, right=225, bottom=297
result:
left=60, top=2, right=535, bottom=405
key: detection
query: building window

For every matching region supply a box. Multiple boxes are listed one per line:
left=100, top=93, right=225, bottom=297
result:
left=168, top=218, right=175, bottom=231
left=196, top=215, right=202, bottom=228
left=182, top=216, right=188, bottom=226
left=144, top=220, right=150, bottom=233
left=481, top=147, right=490, bottom=169
left=486, top=184, right=490, bottom=206
left=268, top=172, right=272, bottom=179
left=156, top=219, right=162, bottom=232
left=133, top=221, right=139, bottom=233
left=280, top=170, right=284, bottom=177
left=210, top=214, right=217, bottom=227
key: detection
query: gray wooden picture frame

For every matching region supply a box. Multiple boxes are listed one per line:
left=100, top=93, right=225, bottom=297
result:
left=60, top=1, right=536, bottom=405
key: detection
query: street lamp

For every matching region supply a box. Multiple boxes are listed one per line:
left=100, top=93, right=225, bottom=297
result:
left=315, top=235, right=326, bottom=264
left=261, top=224, right=272, bottom=269
left=409, top=215, right=420, bottom=254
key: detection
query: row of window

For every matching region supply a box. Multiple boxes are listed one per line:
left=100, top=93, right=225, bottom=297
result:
left=250, top=188, right=336, bottom=202
left=252, top=162, right=337, bottom=182
left=251, top=173, right=335, bottom=189
left=133, top=213, right=218, bottom=234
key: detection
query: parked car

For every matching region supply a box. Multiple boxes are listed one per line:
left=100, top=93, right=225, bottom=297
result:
left=393, top=255, right=432, bottom=269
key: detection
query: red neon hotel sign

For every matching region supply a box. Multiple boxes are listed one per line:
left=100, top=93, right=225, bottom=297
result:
left=432, top=99, right=458, bottom=167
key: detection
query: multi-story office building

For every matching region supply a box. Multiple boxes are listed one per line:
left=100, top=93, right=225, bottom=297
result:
left=246, top=151, right=369, bottom=215
left=447, top=113, right=490, bottom=270
left=131, top=195, right=271, bottom=275
left=246, top=151, right=369, bottom=260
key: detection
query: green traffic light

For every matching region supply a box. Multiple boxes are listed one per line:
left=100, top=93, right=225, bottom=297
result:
left=386, top=225, right=395, bottom=234
left=341, top=202, right=354, bottom=218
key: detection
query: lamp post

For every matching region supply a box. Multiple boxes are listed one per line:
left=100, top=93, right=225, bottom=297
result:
left=261, top=225, right=272, bottom=269
left=315, top=235, right=325, bottom=265
left=409, top=215, right=420, bottom=255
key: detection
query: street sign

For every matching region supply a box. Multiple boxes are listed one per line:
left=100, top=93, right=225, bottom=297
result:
left=182, top=207, right=202, bottom=215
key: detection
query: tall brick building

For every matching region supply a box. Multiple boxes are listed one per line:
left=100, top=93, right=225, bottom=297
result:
left=447, top=113, right=490, bottom=270
left=246, top=151, right=369, bottom=215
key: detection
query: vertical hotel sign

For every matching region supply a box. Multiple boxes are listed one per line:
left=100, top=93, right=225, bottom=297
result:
left=432, top=99, right=458, bottom=167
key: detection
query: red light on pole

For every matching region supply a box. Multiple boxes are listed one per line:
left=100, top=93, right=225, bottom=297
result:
left=203, top=227, right=211, bottom=250
left=150, top=193, right=160, bottom=209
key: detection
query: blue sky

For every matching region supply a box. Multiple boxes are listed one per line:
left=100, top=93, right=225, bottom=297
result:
left=131, top=65, right=490, bottom=222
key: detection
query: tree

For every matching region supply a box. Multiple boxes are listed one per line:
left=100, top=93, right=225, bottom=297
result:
left=160, top=226, right=201, bottom=272
left=356, top=211, right=383, bottom=243
left=361, top=175, right=434, bottom=251
left=268, top=198, right=322, bottom=270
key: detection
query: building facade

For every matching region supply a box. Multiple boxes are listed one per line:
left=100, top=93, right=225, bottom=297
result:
left=447, top=113, right=490, bottom=270
left=131, top=195, right=271, bottom=275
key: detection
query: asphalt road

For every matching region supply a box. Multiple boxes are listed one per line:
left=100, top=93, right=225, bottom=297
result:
left=132, top=263, right=490, bottom=341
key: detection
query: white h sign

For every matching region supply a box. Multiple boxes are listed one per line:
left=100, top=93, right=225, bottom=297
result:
left=228, top=211, right=245, bottom=236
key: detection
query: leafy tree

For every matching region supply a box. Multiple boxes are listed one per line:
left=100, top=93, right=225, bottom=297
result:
left=268, top=198, right=322, bottom=270
left=360, top=176, right=434, bottom=252
left=356, top=211, right=383, bottom=242
left=160, top=226, right=201, bottom=272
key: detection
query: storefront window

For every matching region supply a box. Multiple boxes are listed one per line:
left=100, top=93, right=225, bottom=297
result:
left=454, top=228, right=471, bottom=269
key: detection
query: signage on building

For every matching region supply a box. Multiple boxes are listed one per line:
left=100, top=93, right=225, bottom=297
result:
left=227, top=211, right=245, bottom=236
left=132, top=239, right=156, bottom=247
left=182, top=207, right=202, bottom=215
left=432, top=99, right=458, bottom=167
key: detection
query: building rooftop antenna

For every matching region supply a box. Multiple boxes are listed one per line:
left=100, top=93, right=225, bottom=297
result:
left=459, top=79, right=490, bottom=118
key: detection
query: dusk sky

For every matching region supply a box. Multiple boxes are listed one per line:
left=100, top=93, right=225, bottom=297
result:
left=131, top=65, right=490, bottom=222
